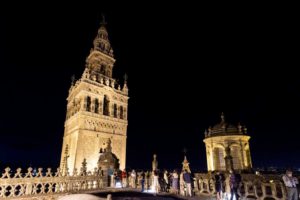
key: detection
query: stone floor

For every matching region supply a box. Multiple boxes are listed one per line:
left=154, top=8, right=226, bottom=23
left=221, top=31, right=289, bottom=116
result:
left=93, top=189, right=212, bottom=200
left=59, top=189, right=213, bottom=200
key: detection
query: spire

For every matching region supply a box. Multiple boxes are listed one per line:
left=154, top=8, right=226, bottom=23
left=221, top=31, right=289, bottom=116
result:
left=122, top=74, right=129, bottom=94
left=182, top=155, right=191, bottom=173
left=86, top=16, right=115, bottom=78
left=93, top=15, right=114, bottom=57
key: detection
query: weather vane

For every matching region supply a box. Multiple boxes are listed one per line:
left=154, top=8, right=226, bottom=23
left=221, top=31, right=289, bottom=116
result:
left=100, top=14, right=107, bottom=25
left=183, top=147, right=188, bottom=155
left=71, top=74, right=75, bottom=85
left=124, top=73, right=128, bottom=82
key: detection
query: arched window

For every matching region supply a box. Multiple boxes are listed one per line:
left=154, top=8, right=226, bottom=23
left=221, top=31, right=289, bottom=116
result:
left=231, top=145, right=242, bottom=170
left=113, top=104, right=117, bottom=118
left=86, top=96, right=91, bottom=112
left=101, top=65, right=106, bottom=75
left=120, top=106, right=124, bottom=119
left=103, top=95, right=110, bottom=116
left=107, top=70, right=111, bottom=77
left=213, top=147, right=226, bottom=171
left=94, top=99, right=99, bottom=113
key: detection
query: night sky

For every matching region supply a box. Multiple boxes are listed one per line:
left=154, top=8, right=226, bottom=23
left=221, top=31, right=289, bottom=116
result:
left=0, top=3, right=299, bottom=171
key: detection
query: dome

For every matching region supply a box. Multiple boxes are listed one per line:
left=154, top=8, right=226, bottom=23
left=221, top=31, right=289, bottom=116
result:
left=205, top=113, right=247, bottom=138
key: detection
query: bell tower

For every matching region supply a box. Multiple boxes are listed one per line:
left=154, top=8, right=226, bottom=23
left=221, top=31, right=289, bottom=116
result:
left=60, top=19, right=129, bottom=174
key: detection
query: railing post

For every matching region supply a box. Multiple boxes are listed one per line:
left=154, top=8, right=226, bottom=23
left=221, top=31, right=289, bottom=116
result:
left=25, top=182, right=33, bottom=195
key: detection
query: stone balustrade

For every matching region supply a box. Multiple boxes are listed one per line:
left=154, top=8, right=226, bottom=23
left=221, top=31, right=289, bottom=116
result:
left=193, top=173, right=287, bottom=200
left=0, top=167, right=105, bottom=199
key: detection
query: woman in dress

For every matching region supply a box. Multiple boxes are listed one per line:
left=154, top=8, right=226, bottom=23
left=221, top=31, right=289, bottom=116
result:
left=172, top=170, right=179, bottom=194
left=152, top=170, right=160, bottom=195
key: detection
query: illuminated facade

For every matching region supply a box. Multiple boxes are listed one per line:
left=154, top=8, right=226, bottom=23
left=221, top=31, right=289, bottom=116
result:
left=60, top=21, right=128, bottom=174
left=203, top=113, right=252, bottom=172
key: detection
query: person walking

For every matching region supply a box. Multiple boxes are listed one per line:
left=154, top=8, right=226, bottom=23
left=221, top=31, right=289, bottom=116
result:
left=283, top=169, right=299, bottom=200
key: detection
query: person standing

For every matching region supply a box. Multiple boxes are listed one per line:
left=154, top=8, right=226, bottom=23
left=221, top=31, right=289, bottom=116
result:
left=121, top=169, right=127, bottom=188
left=215, top=171, right=224, bottom=200
left=179, top=171, right=185, bottom=196
left=131, top=170, right=137, bottom=188
left=172, top=170, right=179, bottom=194
left=229, top=170, right=240, bottom=200
left=183, top=169, right=192, bottom=197
left=283, top=169, right=299, bottom=200
left=145, top=171, right=151, bottom=191
left=141, top=171, right=145, bottom=192
left=164, top=170, right=169, bottom=192
left=153, top=170, right=160, bottom=195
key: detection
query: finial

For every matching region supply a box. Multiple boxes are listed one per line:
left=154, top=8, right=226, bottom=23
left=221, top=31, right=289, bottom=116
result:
left=244, top=126, right=247, bottom=134
left=221, top=112, right=225, bottom=122
left=183, top=148, right=187, bottom=156
left=71, top=75, right=75, bottom=86
left=238, top=122, right=242, bottom=133
left=100, top=14, right=107, bottom=25
left=204, top=129, right=208, bottom=137
left=124, top=73, right=128, bottom=83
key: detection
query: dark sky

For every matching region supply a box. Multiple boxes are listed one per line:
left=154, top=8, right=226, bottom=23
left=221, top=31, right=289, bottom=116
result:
left=0, top=3, right=299, bottom=171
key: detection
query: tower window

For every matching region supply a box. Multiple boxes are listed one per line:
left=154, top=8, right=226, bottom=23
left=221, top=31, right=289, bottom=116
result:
left=120, top=106, right=124, bottom=119
left=113, top=104, right=117, bottom=118
left=94, top=99, right=99, bottom=113
left=86, top=96, right=91, bottom=112
left=103, top=95, right=110, bottom=116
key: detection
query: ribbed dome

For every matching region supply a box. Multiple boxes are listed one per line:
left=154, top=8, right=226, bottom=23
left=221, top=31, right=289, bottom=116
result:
left=204, top=113, right=247, bottom=138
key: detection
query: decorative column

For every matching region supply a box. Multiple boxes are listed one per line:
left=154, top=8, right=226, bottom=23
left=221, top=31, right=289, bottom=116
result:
left=240, top=140, right=246, bottom=170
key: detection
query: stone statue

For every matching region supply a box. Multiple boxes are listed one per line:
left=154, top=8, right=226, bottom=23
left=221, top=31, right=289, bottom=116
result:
left=152, top=154, right=158, bottom=172
left=224, top=146, right=233, bottom=172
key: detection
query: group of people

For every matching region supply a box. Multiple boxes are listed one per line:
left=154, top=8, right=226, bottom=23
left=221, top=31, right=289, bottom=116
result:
left=214, top=169, right=299, bottom=200
left=109, top=168, right=299, bottom=200
left=213, top=170, right=241, bottom=200
left=108, top=169, right=193, bottom=197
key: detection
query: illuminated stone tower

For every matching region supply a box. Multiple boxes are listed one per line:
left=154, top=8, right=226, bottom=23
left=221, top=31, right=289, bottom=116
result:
left=60, top=20, right=128, bottom=174
left=203, top=113, right=252, bottom=172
